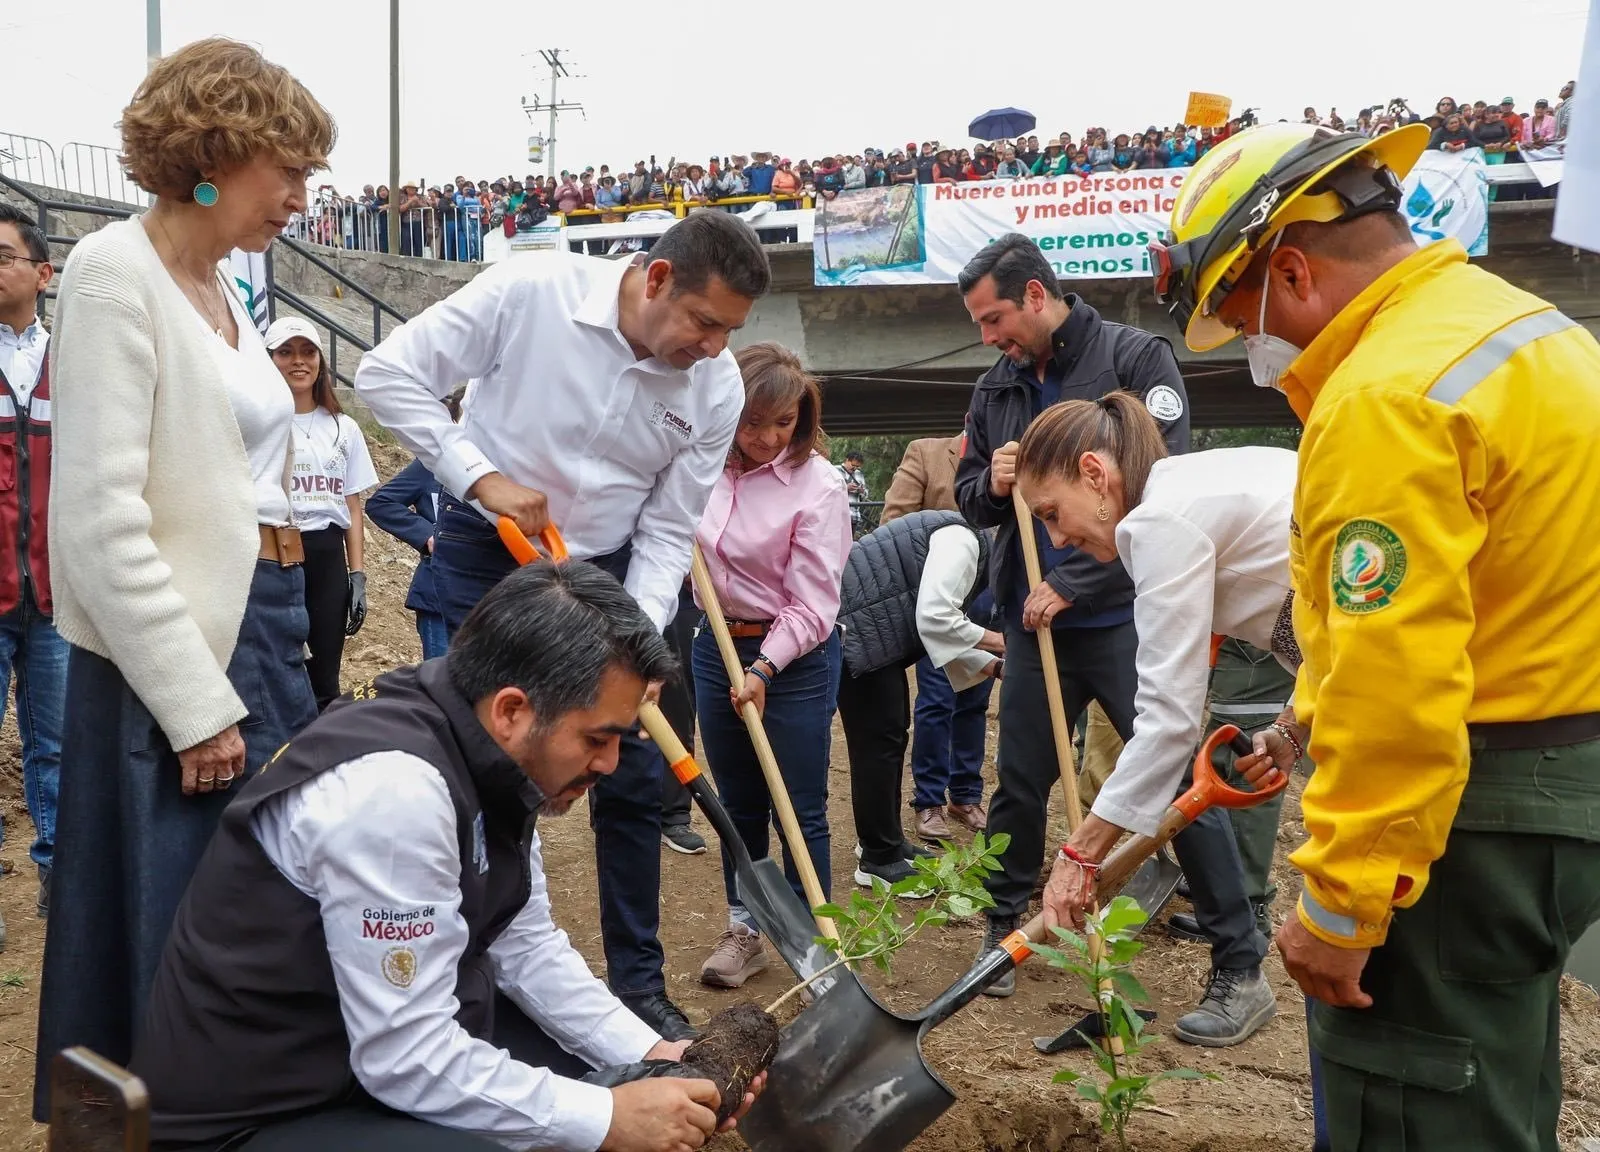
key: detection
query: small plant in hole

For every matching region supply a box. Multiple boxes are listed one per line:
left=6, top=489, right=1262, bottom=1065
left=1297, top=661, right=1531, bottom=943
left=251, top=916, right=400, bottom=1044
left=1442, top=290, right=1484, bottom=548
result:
left=677, top=834, right=1009, bottom=1122
left=1033, top=895, right=1219, bottom=1152
left=767, top=831, right=1010, bottom=1013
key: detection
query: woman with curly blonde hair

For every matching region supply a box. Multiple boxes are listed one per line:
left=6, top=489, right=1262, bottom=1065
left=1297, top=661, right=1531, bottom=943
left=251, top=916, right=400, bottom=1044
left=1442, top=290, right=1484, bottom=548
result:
left=35, top=37, right=334, bottom=1107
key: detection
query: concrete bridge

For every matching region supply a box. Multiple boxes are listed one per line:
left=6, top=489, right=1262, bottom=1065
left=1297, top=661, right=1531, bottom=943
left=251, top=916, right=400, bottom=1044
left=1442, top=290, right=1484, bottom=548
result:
left=746, top=202, right=1600, bottom=435
left=10, top=180, right=1594, bottom=437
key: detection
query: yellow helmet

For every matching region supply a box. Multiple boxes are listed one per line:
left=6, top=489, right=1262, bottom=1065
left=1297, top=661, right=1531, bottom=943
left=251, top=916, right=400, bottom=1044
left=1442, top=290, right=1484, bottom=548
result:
left=1148, top=121, right=1430, bottom=351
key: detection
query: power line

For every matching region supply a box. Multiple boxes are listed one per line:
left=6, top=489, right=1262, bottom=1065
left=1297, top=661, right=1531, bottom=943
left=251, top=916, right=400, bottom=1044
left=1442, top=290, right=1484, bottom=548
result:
left=519, top=49, right=586, bottom=179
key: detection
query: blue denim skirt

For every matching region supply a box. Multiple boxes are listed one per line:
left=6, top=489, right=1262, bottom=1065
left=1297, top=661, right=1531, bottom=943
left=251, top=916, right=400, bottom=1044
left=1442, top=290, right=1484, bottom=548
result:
left=32, top=559, right=317, bottom=1118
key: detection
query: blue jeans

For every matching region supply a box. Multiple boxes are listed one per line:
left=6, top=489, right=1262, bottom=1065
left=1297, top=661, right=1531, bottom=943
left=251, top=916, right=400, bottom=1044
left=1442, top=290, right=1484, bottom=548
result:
left=0, top=595, right=66, bottom=871
left=693, top=628, right=839, bottom=926
left=432, top=495, right=670, bottom=996
left=909, top=656, right=991, bottom=811
left=34, top=560, right=316, bottom=1115
left=416, top=611, right=449, bottom=660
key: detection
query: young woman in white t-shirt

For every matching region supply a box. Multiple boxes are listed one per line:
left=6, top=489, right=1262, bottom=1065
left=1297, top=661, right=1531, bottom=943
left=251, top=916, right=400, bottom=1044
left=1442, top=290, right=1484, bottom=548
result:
left=266, top=317, right=379, bottom=710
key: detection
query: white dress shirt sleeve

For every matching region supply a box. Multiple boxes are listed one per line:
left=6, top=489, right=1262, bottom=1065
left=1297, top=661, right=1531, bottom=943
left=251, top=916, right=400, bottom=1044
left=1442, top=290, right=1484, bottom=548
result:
left=624, top=365, right=742, bottom=632
left=354, top=262, right=527, bottom=501
left=1091, top=508, right=1217, bottom=838
left=489, top=829, right=660, bottom=1070
left=251, top=752, right=618, bottom=1152
left=916, top=527, right=993, bottom=692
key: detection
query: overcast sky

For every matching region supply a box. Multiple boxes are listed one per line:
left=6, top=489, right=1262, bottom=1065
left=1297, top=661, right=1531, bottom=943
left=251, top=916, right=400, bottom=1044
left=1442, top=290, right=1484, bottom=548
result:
left=6, top=1, right=1591, bottom=191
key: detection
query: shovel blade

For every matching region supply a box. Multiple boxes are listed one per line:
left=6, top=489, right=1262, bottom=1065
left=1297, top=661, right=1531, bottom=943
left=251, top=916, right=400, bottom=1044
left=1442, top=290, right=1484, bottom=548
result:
left=1111, top=846, right=1183, bottom=927
left=734, top=856, right=836, bottom=981
left=742, top=973, right=953, bottom=1152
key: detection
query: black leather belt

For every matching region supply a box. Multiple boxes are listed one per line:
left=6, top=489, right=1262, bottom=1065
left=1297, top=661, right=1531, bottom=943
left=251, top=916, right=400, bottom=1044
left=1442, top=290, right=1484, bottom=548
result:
left=1468, top=711, right=1600, bottom=751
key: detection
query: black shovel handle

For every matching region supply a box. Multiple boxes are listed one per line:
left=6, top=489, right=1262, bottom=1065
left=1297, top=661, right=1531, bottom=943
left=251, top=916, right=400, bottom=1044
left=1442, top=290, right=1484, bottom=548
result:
left=636, top=701, right=758, bottom=874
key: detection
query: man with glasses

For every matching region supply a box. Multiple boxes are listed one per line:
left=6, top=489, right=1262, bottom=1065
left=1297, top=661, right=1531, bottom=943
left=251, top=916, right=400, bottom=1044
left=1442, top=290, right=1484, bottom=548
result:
left=0, top=204, right=66, bottom=942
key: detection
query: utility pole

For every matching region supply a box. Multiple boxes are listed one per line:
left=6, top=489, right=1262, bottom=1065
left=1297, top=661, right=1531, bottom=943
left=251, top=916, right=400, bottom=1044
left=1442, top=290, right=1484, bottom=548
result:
left=146, top=0, right=160, bottom=72
left=520, top=49, right=584, bottom=180
left=388, top=0, right=400, bottom=255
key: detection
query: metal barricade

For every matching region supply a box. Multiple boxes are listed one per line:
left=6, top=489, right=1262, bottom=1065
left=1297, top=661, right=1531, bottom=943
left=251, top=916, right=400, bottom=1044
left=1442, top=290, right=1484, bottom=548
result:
left=0, top=133, right=57, bottom=189
left=59, top=142, right=148, bottom=206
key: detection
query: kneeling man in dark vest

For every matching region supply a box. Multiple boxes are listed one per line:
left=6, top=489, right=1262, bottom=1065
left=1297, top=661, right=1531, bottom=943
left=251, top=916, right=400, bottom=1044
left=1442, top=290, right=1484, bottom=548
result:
left=132, top=562, right=761, bottom=1152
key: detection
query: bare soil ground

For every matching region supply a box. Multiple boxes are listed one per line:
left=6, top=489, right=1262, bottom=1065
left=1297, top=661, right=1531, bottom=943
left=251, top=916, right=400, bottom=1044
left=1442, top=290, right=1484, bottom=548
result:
left=0, top=441, right=1595, bottom=1150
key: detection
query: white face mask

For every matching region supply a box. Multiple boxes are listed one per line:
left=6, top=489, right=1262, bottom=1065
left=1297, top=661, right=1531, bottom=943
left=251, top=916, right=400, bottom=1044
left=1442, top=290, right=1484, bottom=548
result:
left=1243, top=231, right=1303, bottom=393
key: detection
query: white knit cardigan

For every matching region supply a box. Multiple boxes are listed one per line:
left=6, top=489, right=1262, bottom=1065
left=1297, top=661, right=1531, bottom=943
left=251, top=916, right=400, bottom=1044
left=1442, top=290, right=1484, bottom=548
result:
left=49, top=218, right=273, bottom=751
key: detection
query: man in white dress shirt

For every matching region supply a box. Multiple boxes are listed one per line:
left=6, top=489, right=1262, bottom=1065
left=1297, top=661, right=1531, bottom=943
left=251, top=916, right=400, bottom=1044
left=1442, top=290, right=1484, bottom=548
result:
left=355, top=212, right=770, bottom=1040
left=133, top=562, right=761, bottom=1152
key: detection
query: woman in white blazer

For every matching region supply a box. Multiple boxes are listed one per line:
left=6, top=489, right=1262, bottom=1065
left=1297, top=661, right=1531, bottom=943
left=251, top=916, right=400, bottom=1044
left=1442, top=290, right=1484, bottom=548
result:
left=1017, top=389, right=1301, bottom=1049
left=35, top=38, right=335, bottom=1107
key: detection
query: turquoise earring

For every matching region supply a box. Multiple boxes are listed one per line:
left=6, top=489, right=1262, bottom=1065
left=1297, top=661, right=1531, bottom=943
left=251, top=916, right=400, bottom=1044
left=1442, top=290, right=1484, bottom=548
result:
left=193, top=181, right=220, bottom=207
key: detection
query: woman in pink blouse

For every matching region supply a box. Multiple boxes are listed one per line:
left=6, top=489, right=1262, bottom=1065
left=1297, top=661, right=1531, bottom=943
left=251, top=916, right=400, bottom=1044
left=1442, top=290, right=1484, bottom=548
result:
left=694, top=343, right=852, bottom=991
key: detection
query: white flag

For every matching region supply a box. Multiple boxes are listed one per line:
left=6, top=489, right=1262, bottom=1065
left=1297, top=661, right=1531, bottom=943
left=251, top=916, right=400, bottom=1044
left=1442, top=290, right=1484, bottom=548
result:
left=227, top=249, right=270, bottom=335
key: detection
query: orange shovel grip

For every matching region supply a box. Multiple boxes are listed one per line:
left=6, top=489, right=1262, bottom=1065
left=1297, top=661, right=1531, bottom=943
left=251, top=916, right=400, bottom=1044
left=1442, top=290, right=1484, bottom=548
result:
left=1171, top=723, right=1291, bottom=824
left=496, top=518, right=570, bottom=564
left=634, top=700, right=702, bottom=785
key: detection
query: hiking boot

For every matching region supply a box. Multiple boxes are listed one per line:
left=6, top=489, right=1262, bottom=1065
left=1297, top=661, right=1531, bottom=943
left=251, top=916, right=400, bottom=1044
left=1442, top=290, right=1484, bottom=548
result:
left=947, top=802, right=987, bottom=832
left=619, top=990, right=699, bottom=1041
left=1174, top=965, right=1277, bottom=1047
left=980, top=914, right=1020, bottom=997
left=853, top=855, right=933, bottom=897
left=915, top=807, right=952, bottom=841
left=661, top=823, right=707, bottom=855
left=699, top=925, right=769, bottom=989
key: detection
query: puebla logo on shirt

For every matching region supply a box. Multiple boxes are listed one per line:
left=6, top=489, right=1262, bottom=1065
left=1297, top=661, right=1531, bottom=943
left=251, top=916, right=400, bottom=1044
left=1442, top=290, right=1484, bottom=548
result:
left=1331, top=519, right=1407, bottom=614
left=649, top=401, right=693, bottom=440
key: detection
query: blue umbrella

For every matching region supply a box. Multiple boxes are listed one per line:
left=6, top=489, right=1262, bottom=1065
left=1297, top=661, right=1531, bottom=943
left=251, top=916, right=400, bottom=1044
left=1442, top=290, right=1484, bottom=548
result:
left=969, top=107, right=1036, bottom=141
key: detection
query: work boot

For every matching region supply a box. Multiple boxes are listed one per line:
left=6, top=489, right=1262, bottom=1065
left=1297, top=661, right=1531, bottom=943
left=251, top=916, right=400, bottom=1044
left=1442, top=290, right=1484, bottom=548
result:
left=979, top=913, right=1020, bottom=998
left=1168, top=900, right=1272, bottom=943
left=661, top=823, right=707, bottom=856
left=916, top=807, right=952, bottom=842
left=1174, top=965, right=1277, bottom=1047
left=853, top=856, right=933, bottom=898
left=947, top=802, right=987, bottom=832
left=699, top=924, right=769, bottom=989
left=619, top=990, right=700, bottom=1041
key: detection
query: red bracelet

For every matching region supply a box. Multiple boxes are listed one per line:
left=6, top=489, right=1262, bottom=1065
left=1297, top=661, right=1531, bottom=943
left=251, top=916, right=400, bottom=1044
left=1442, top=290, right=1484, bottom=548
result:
left=1058, top=843, right=1101, bottom=872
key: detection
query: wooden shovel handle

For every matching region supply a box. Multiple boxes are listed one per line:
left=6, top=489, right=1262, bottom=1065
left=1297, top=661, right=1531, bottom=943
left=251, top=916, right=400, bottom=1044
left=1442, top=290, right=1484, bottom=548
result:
left=689, top=545, right=837, bottom=940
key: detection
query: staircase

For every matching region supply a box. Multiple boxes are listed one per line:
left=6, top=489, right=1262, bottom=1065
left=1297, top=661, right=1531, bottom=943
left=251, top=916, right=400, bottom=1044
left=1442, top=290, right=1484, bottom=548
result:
left=0, top=173, right=428, bottom=427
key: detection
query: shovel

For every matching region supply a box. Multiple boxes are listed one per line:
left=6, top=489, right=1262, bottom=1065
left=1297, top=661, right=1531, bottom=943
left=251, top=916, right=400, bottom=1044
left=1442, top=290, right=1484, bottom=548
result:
left=739, top=723, right=1287, bottom=1152
left=1081, top=633, right=1257, bottom=945
left=687, top=543, right=837, bottom=942
left=485, top=517, right=835, bottom=981
left=489, top=518, right=838, bottom=979
left=1033, top=723, right=1287, bottom=1053
left=636, top=702, right=841, bottom=982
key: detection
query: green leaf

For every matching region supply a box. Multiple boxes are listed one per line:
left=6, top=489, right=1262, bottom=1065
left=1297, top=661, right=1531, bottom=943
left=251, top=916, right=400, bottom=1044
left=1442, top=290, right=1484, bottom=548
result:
left=1099, top=895, right=1150, bottom=938
left=946, top=894, right=979, bottom=919
left=1152, top=1067, right=1222, bottom=1083
left=1109, top=969, right=1151, bottom=1005
left=1052, top=1069, right=1083, bottom=1085
left=1073, top=1080, right=1105, bottom=1105
left=986, top=832, right=1011, bottom=855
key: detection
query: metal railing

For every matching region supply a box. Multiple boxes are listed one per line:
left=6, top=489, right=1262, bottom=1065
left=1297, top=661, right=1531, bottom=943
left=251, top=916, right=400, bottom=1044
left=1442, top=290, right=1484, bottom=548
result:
left=265, top=233, right=411, bottom=388
left=0, top=172, right=408, bottom=403
left=0, top=133, right=58, bottom=189
left=59, top=142, right=150, bottom=206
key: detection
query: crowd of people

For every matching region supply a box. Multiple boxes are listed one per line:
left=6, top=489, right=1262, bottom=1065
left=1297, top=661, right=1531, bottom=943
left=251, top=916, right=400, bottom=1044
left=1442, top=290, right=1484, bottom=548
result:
left=291, top=81, right=1578, bottom=259
left=5, top=32, right=1600, bottom=1152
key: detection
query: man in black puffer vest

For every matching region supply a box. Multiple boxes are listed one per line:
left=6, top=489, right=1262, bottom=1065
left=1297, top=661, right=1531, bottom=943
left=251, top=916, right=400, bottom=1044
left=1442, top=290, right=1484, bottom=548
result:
left=836, top=510, right=1003, bottom=887
left=131, top=563, right=760, bottom=1152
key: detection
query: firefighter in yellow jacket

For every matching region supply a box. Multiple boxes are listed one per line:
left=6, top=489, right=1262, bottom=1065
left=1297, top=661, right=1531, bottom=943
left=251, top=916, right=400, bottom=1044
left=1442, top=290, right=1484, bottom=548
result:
left=1148, top=120, right=1600, bottom=1152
